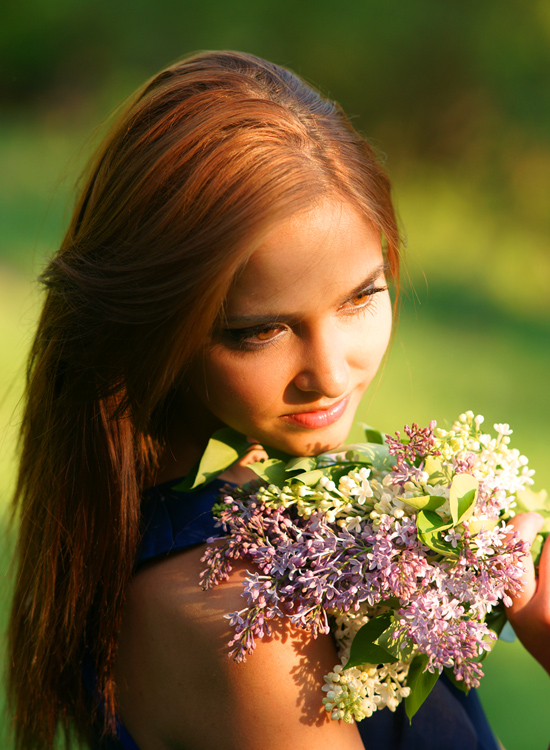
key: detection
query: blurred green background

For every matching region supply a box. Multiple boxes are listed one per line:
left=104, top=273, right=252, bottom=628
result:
left=1, top=0, right=549, bottom=747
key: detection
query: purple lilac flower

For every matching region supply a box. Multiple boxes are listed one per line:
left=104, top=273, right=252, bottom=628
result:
left=386, top=421, right=438, bottom=464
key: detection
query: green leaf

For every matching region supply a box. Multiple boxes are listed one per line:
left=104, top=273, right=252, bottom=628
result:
left=515, top=487, right=550, bottom=516
left=485, top=607, right=507, bottom=638
left=416, top=509, right=452, bottom=534
left=417, top=530, right=458, bottom=557
left=449, top=474, right=478, bottom=526
left=362, top=424, right=386, bottom=445
left=405, top=654, right=440, bottom=720
left=344, top=614, right=397, bottom=669
left=423, top=455, right=442, bottom=476
left=530, top=533, right=544, bottom=567
left=483, top=605, right=513, bottom=645
left=401, top=494, right=445, bottom=512
left=380, top=596, right=402, bottom=609
left=284, top=456, right=317, bottom=473
left=341, top=443, right=395, bottom=472
left=294, top=469, right=326, bottom=486
left=531, top=531, right=550, bottom=569
left=423, top=455, right=450, bottom=485
left=375, top=624, right=415, bottom=661
left=173, top=427, right=251, bottom=491
left=416, top=510, right=458, bottom=557
left=248, top=458, right=288, bottom=486
left=344, top=450, right=374, bottom=466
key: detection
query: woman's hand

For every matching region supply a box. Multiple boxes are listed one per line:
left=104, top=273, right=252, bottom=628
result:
left=218, top=439, right=269, bottom=484
left=505, top=512, right=550, bottom=675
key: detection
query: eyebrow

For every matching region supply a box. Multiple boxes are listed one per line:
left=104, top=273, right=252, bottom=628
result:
left=223, top=261, right=390, bottom=328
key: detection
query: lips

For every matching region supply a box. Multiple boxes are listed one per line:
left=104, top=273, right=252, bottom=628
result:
left=281, top=396, right=350, bottom=429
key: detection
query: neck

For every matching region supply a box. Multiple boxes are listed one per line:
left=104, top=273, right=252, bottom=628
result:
left=153, top=388, right=225, bottom=485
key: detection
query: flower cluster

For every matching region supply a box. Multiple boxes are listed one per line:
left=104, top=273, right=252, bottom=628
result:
left=200, top=413, right=543, bottom=723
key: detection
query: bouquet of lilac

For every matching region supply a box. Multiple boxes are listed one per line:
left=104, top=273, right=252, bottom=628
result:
left=198, top=412, right=549, bottom=722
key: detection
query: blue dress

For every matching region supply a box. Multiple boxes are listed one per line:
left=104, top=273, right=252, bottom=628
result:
left=89, top=477, right=500, bottom=750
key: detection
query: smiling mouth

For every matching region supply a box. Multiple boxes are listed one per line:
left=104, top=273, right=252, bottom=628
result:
left=280, top=396, right=350, bottom=429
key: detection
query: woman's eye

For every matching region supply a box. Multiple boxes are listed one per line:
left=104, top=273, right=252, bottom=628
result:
left=253, top=327, right=280, bottom=342
left=350, top=290, right=370, bottom=306
left=221, top=324, right=285, bottom=349
left=344, top=285, right=387, bottom=311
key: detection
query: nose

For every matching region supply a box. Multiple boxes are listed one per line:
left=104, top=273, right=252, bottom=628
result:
left=292, top=324, right=350, bottom=399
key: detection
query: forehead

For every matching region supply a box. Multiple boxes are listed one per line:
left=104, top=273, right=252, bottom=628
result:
left=225, top=200, right=384, bottom=316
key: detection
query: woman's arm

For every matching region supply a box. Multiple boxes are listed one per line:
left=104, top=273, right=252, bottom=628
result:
left=115, top=544, right=365, bottom=750
left=504, top=512, right=550, bottom=675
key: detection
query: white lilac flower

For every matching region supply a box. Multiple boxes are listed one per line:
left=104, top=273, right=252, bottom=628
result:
left=350, top=478, right=374, bottom=505
left=322, top=662, right=410, bottom=721
left=494, top=423, right=513, bottom=437
left=341, top=516, right=362, bottom=533
left=423, top=483, right=448, bottom=497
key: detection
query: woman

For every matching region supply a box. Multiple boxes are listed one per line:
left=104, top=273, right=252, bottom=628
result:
left=8, top=50, right=550, bottom=750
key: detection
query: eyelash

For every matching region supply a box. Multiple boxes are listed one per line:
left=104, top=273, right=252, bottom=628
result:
left=342, top=285, right=388, bottom=314
left=221, top=284, right=388, bottom=352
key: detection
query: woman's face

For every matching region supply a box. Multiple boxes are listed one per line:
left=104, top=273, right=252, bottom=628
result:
left=188, top=199, right=392, bottom=456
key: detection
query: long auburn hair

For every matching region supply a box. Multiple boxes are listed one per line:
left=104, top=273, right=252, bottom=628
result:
left=8, top=50, right=401, bottom=749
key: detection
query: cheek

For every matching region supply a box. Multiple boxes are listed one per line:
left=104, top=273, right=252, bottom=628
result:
left=200, top=349, right=288, bottom=419
left=352, top=305, right=392, bottom=377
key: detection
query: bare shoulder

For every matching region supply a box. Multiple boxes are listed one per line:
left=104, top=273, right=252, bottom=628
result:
left=115, top=545, right=364, bottom=750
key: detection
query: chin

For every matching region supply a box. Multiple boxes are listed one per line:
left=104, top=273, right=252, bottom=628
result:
left=276, top=424, right=353, bottom=457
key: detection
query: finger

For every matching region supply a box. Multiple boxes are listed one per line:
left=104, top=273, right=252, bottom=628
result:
left=505, top=512, right=544, bottom=614
left=242, top=448, right=269, bottom=465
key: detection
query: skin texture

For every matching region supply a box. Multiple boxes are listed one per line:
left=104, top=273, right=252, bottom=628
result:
left=505, top=513, right=550, bottom=675
left=115, top=199, right=550, bottom=749
left=115, top=545, right=366, bottom=750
